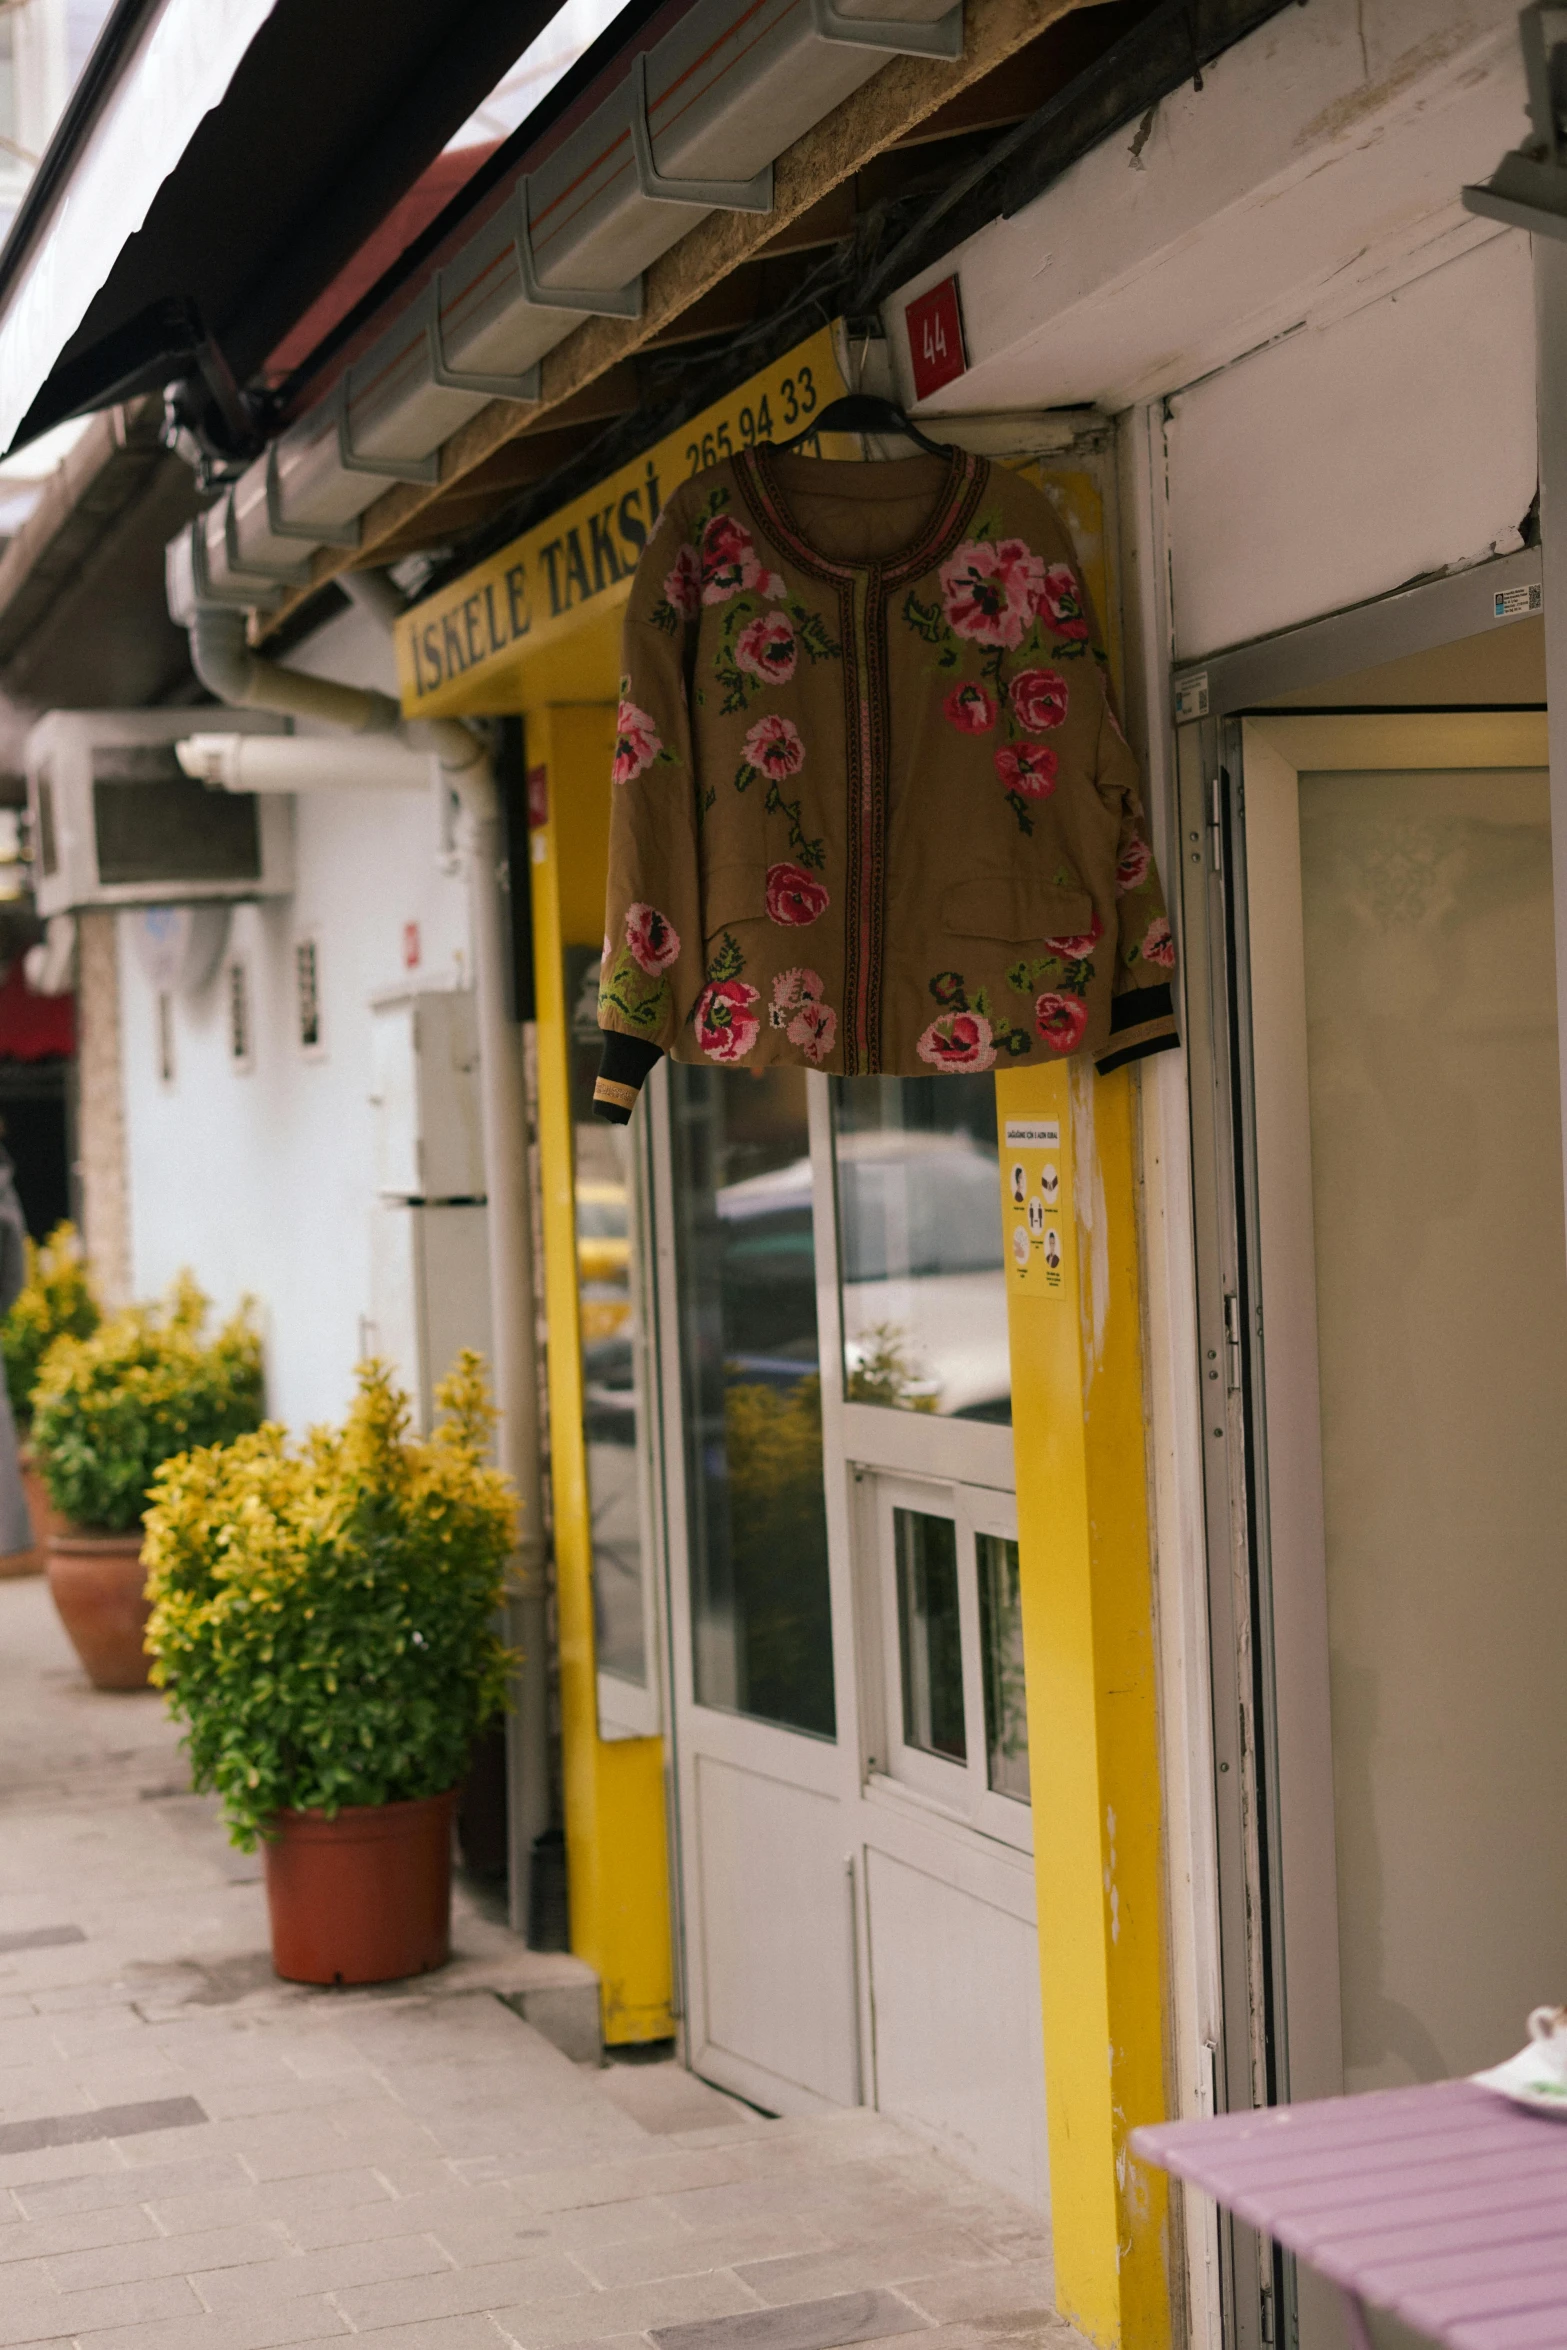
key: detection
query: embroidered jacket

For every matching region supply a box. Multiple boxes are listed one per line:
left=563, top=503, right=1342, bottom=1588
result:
left=594, top=446, right=1178, bottom=1120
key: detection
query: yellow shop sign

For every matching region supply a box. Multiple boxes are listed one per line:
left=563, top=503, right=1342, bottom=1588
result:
left=396, top=325, right=848, bottom=717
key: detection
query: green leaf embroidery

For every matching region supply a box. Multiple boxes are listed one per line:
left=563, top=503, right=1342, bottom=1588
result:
left=902, top=590, right=948, bottom=647
left=705, top=931, right=745, bottom=985
left=763, top=779, right=825, bottom=869
left=599, top=949, right=670, bottom=1033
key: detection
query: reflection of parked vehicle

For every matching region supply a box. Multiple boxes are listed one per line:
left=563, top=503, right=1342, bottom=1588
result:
left=717, top=1133, right=1010, bottom=1419
left=577, top=1179, right=631, bottom=1344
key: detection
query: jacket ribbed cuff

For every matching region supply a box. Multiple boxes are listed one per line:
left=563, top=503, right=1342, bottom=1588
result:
left=594, top=1033, right=664, bottom=1123
left=1096, top=983, right=1179, bottom=1076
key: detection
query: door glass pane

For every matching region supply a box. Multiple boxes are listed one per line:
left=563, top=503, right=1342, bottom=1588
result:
left=978, top=1533, right=1029, bottom=1803
left=669, top=1065, right=835, bottom=1738
left=831, top=1075, right=1010, bottom=1422
left=567, top=947, right=648, bottom=1693
left=1297, top=766, right=1567, bottom=2089
left=895, top=1507, right=965, bottom=1762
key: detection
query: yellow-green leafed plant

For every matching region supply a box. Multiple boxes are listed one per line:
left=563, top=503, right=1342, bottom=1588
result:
left=144, top=1355, right=515, bottom=1848
left=2, top=1220, right=99, bottom=1424
left=32, top=1273, right=263, bottom=1532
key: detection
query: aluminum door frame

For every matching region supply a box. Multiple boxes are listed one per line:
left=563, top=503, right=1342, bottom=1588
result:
left=1173, top=546, right=1545, bottom=2350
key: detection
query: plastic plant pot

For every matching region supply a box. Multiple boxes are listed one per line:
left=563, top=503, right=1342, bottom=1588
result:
left=263, top=1790, right=456, bottom=1985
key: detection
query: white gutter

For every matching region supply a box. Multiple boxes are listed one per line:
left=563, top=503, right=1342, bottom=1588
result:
left=175, top=591, right=552, bottom=1921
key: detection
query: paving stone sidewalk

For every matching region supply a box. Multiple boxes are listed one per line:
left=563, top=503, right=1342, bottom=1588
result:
left=0, top=1575, right=1078, bottom=2350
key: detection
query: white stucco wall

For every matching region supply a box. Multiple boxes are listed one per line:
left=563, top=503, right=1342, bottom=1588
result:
left=117, top=603, right=474, bottom=1434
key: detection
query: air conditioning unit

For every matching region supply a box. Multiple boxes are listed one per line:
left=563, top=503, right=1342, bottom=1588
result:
left=26, top=710, right=294, bottom=918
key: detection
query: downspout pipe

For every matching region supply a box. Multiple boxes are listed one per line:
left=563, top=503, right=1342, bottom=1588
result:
left=183, top=594, right=552, bottom=1922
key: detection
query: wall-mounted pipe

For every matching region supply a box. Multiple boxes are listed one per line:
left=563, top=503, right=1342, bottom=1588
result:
left=174, top=590, right=552, bottom=1926
left=177, top=733, right=436, bottom=794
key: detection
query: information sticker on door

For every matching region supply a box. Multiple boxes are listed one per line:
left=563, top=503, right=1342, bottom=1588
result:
left=1003, top=1119, right=1069, bottom=1298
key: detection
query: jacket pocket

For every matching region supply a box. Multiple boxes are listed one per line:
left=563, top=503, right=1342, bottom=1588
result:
left=942, top=875, right=1093, bottom=942
left=704, top=862, right=766, bottom=934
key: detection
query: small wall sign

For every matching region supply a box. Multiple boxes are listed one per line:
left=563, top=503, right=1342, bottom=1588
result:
left=905, top=275, right=967, bottom=403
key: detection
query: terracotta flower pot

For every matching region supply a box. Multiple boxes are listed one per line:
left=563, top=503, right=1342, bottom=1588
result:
left=46, top=1528, right=152, bottom=1690
left=0, top=1446, right=47, bottom=1578
left=263, top=1790, right=455, bottom=1986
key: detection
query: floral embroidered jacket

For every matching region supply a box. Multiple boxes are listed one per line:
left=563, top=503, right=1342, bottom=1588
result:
left=594, top=445, right=1178, bottom=1120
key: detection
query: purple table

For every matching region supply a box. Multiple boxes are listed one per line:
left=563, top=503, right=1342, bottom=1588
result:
left=1132, top=2079, right=1567, bottom=2350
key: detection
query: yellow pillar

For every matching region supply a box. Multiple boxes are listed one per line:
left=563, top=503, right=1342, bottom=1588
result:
left=998, top=1058, right=1171, bottom=2349
left=529, top=702, right=674, bottom=2045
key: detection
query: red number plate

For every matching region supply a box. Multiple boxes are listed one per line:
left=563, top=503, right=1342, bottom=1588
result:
left=904, top=276, right=968, bottom=403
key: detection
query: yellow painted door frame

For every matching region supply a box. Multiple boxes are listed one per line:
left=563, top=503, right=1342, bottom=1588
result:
left=529, top=700, right=673, bottom=2046
left=998, top=1058, right=1172, bottom=2350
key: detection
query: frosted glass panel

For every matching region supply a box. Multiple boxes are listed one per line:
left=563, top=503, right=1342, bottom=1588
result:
left=1298, top=767, right=1567, bottom=2091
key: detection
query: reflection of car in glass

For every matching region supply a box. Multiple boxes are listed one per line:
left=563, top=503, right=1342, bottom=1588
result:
left=717, top=1133, right=1010, bottom=1420
left=576, top=1179, right=631, bottom=1345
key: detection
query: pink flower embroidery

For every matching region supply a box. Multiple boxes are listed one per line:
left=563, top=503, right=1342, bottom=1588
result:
left=625, top=904, right=680, bottom=975
left=695, top=978, right=760, bottom=1063
left=1035, top=992, right=1089, bottom=1054
left=742, top=713, right=805, bottom=779
left=1141, top=915, right=1175, bottom=970
left=1115, top=838, right=1153, bottom=895
left=701, top=513, right=763, bottom=603
left=770, top=967, right=823, bottom=1024
left=766, top=863, right=829, bottom=926
left=758, top=569, right=787, bottom=600
left=1042, top=912, right=1103, bottom=961
left=734, top=612, right=797, bottom=686
left=662, top=544, right=700, bottom=619
left=612, top=698, right=663, bottom=785
left=1039, top=563, right=1090, bottom=644
left=788, top=998, right=837, bottom=1064
left=1008, top=667, right=1069, bottom=732
left=994, top=743, right=1059, bottom=800
left=942, top=681, right=997, bottom=733
left=940, top=537, right=1047, bottom=651
left=917, top=1011, right=996, bottom=1073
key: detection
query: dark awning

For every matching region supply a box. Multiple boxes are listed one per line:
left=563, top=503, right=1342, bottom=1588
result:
left=0, top=0, right=587, bottom=457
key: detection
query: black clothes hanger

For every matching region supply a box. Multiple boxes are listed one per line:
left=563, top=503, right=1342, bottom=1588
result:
left=771, top=391, right=954, bottom=459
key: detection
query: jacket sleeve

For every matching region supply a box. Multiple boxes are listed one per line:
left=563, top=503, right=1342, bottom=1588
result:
left=1090, top=675, right=1180, bottom=1076
left=595, top=495, right=710, bottom=1123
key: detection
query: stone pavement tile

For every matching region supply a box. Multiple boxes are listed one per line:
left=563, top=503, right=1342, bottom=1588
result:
left=531, top=2199, right=697, bottom=2257
left=0, top=2203, right=158, bottom=2266
left=148, top=2167, right=394, bottom=2239
left=509, top=2149, right=745, bottom=2214
left=648, top=2288, right=928, bottom=2350
left=490, top=2271, right=761, bottom=2350
left=333, top=2253, right=590, bottom=2332
left=909, top=2321, right=1085, bottom=2350
left=198, top=2233, right=457, bottom=2312
left=76, top=2302, right=350, bottom=2350
left=896, top=2263, right=1058, bottom=2324
left=345, top=2324, right=513, bottom=2350
left=45, top=2221, right=287, bottom=2290
left=357, top=2160, right=471, bottom=2202
left=572, top=2216, right=838, bottom=2293
left=271, top=2184, right=520, bottom=2256
left=733, top=2233, right=1004, bottom=2305
left=591, top=2065, right=755, bottom=2140
left=0, top=2270, right=202, bottom=2344
left=0, top=2140, right=125, bottom=2190
left=13, top=2152, right=251, bottom=2216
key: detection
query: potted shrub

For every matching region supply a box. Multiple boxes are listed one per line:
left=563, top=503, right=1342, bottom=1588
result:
left=0, top=1220, right=99, bottom=1575
left=32, top=1274, right=262, bottom=1689
left=144, top=1355, right=514, bottom=1986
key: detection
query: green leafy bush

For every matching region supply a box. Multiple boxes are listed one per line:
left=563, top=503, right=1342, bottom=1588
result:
left=32, top=1274, right=263, bottom=1532
left=144, top=1356, right=515, bottom=1847
left=2, top=1221, right=99, bottom=1423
